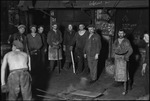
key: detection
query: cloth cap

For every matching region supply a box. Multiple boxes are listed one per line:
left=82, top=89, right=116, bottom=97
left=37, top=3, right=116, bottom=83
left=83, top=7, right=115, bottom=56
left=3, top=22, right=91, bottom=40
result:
left=13, top=40, right=24, bottom=50
left=87, top=24, right=95, bottom=28
left=17, top=25, right=26, bottom=29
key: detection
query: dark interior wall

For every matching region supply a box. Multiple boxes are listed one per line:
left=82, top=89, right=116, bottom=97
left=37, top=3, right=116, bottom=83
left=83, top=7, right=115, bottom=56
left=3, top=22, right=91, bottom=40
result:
left=1, top=1, right=9, bottom=42
left=115, top=8, right=149, bottom=36
left=56, top=9, right=92, bottom=33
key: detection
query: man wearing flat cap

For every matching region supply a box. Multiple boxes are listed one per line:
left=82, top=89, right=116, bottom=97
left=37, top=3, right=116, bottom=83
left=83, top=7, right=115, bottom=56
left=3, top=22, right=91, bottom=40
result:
left=7, top=24, right=29, bottom=53
left=1, top=40, right=32, bottom=100
left=84, top=24, right=101, bottom=83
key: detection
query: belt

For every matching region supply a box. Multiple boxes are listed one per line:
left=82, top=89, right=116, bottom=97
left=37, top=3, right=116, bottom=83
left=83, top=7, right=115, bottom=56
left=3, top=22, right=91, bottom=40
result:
left=30, top=49, right=40, bottom=55
left=115, top=51, right=128, bottom=55
left=115, top=53, right=127, bottom=55
left=10, top=68, right=28, bottom=73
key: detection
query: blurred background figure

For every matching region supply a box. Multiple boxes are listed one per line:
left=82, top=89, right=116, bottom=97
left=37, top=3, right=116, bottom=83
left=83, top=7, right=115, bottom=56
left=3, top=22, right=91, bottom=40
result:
left=141, top=32, right=149, bottom=98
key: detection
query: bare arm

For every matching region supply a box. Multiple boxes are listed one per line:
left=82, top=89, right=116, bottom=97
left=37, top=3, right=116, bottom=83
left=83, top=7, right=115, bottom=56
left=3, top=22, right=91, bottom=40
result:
left=1, top=54, right=8, bottom=85
left=28, top=55, right=31, bottom=71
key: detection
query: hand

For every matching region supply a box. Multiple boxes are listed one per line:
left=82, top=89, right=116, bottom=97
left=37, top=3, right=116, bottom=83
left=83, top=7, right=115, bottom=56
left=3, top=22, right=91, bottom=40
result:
left=63, top=45, right=66, bottom=51
left=44, top=49, right=47, bottom=52
left=84, top=54, right=87, bottom=58
left=124, top=55, right=129, bottom=61
left=95, top=54, right=99, bottom=60
left=70, top=46, right=73, bottom=51
left=141, top=63, right=147, bottom=76
left=1, top=84, right=8, bottom=93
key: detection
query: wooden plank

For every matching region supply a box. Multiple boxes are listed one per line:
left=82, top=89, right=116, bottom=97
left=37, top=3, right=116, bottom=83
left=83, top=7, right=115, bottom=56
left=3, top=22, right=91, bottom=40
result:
left=70, top=90, right=103, bottom=98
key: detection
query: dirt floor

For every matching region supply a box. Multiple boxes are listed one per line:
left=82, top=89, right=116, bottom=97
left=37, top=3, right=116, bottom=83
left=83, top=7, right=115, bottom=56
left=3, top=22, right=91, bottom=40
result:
left=32, top=63, right=147, bottom=100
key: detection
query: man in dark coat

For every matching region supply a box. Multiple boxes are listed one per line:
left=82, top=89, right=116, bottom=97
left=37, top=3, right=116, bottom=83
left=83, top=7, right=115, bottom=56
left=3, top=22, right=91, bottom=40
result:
left=63, top=24, right=76, bottom=70
left=84, top=25, right=101, bottom=82
left=7, top=24, right=29, bottom=53
left=70, top=24, right=89, bottom=74
left=38, top=25, right=47, bottom=67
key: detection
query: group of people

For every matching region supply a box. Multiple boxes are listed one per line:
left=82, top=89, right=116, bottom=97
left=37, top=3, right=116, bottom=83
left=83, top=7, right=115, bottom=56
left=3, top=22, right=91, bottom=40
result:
left=1, top=22, right=149, bottom=100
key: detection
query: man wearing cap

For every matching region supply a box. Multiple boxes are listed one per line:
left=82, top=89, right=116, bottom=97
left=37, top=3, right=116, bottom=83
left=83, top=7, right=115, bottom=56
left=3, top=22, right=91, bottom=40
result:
left=112, top=29, right=133, bottom=95
left=7, top=24, right=29, bottom=53
left=70, top=24, right=89, bottom=74
left=1, top=40, right=32, bottom=100
left=27, top=25, right=43, bottom=76
left=84, top=24, right=101, bottom=83
left=47, top=23, right=63, bottom=72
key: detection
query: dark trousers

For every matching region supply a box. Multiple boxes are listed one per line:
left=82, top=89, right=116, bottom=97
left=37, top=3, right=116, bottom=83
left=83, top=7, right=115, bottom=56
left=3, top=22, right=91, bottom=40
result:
left=49, top=60, right=61, bottom=71
left=74, top=48, right=87, bottom=74
left=41, top=50, right=47, bottom=67
left=64, top=46, right=72, bottom=69
left=30, top=52, right=41, bottom=76
left=87, top=56, right=98, bottom=80
left=7, top=70, right=32, bottom=100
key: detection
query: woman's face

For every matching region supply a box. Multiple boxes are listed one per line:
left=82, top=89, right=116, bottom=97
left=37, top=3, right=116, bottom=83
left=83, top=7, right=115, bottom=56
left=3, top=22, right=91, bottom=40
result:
left=38, top=27, right=44, bottom=33
left=31, top=27, right=36, bottom=33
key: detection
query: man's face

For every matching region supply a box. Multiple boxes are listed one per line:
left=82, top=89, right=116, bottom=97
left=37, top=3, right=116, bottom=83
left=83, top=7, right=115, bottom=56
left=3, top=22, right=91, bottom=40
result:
left=38, top=27, right=44, bottom=33
left=143, top=34, right=149, bottom=43
left=118, top=31, right=125, bottom=39
left=18, top=28, right=25, bottom=34
left=31, top=27, right=36, bottom=33
left=79, top=24, right=84, bottom=30
left=88, top=27, right=95, bottom=33
left=52, top=24, right=57, bottom=30
left=68, top=24, right=73, bottom=31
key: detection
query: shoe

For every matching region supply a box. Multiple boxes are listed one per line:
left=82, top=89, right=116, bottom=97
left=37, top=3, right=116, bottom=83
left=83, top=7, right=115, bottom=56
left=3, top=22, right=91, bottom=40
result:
left=122, top=91, right=128, bottom=95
